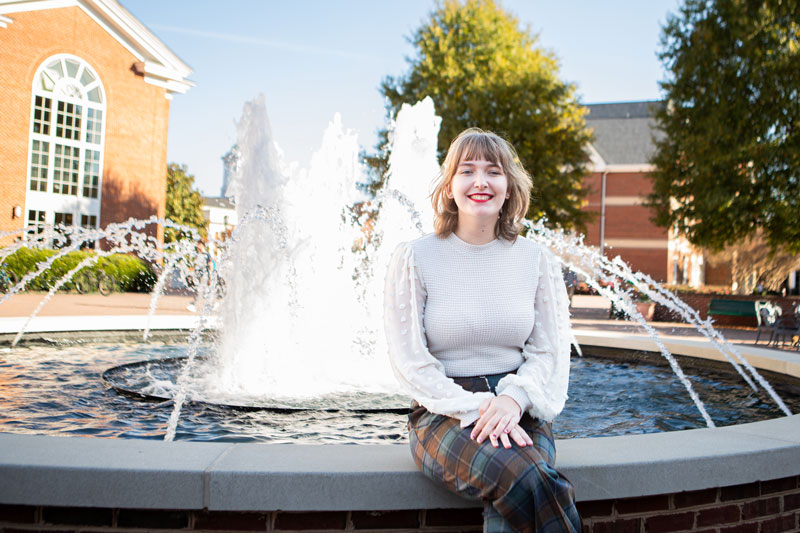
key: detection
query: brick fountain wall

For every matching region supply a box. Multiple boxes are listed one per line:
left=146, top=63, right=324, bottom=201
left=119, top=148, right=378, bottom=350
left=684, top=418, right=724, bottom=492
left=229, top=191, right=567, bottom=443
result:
left=2, top=475, right=799, bottom=533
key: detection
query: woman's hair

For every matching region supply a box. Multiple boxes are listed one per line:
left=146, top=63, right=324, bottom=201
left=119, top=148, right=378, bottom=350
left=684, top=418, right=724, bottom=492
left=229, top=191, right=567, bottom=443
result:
left=431, top=128, right=533, bottom=241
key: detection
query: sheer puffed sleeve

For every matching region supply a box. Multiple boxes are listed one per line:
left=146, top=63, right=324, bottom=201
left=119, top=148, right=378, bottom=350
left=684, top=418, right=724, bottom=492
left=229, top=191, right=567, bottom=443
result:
left=495, top=246, right=572, bottom=422
left=384, top=242, right=494, bottom=428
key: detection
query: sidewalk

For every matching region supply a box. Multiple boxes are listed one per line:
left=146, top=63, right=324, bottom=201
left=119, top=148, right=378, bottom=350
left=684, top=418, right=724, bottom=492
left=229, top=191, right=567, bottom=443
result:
left=0, top=292, right=791, bottom=349
left=0, top=292, right=202, bottom=336
left=0, top=292, right=197, bottom=317
left=568, top=294, right=768, bottom=345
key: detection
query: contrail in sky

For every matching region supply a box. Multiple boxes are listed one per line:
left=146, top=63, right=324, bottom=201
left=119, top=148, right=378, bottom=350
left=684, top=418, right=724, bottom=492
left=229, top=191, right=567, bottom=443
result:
left=148, top=23, right=374, bottom=60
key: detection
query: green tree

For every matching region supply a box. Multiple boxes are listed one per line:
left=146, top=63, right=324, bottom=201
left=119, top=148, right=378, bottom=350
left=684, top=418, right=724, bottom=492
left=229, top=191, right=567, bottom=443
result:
left=647, top=0, right=800, bottom=253
left=165, top=163, right=206, bottom=243
left=372, top=0, right=593, bottom=230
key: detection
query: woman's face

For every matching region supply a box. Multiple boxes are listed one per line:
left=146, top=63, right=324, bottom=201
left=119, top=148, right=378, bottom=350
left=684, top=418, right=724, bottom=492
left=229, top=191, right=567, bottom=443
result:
left=448, top=158, right=509, bottom=221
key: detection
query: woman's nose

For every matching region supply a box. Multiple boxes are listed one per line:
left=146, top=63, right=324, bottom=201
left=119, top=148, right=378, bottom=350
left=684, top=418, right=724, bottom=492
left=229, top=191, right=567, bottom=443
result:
left=474, top=171, right=488, bottom=188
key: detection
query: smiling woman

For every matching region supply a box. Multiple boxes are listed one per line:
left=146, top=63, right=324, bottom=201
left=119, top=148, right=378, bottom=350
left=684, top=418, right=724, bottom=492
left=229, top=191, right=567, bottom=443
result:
left=431, top=128, right=534, bottom=244
left=449, top=159, right=509, bottom=233
left=384, top=128, right=581, bottom=532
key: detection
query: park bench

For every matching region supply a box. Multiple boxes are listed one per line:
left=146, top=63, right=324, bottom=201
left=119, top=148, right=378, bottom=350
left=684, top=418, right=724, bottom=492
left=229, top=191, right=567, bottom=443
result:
left=707, top=299, right=756, bottom=317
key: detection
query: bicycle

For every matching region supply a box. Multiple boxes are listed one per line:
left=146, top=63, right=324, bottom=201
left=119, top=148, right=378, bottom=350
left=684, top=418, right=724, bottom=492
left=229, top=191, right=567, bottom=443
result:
left=74, top=270, right=114, bottom=296
left=0, top=265, right=19, bottom=293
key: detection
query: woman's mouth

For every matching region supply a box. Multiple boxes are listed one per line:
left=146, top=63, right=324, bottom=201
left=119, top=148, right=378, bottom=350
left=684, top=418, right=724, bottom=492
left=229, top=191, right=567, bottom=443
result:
left=468, top=194, right=493, bottom=203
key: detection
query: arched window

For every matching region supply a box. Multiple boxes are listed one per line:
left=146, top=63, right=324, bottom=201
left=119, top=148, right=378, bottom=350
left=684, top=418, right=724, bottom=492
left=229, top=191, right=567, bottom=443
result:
left=26, top=54, right=106, bottom=235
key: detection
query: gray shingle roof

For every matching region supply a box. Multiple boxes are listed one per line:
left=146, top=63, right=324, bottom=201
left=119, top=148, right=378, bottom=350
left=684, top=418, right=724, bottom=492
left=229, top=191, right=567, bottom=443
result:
left=585, top=101, right=665, bottom=166
left=203, top=196, right=235, bottom=209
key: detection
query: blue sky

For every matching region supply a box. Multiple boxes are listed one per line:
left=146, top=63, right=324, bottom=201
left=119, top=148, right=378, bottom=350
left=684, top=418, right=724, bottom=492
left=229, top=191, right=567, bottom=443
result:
left=122, top=0, right=681, bottom=196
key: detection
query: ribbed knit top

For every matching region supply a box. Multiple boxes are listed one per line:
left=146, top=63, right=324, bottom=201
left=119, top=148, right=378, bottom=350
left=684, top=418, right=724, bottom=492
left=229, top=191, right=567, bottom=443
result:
left=384, top=233, right=574, bottom=427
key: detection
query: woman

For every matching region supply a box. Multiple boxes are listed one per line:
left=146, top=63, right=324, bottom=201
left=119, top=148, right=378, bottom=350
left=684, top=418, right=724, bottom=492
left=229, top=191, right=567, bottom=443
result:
left=384, top=128, right=580, bottom=532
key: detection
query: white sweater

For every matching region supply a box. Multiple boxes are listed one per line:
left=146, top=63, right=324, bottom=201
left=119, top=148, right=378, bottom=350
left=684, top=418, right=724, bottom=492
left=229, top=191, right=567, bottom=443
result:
left=383, top=232, right=572, bottom=428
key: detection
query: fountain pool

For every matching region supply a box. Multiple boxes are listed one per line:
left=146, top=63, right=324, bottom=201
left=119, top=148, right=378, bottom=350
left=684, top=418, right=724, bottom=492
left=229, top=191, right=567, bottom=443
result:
left=0, top=340, right=798, bottom=443
left=1, top=334, right=799, bottom=532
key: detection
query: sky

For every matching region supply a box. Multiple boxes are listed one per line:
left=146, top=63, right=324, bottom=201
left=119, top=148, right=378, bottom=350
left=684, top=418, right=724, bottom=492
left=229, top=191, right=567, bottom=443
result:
left=122, top=0, right=682, bottom=197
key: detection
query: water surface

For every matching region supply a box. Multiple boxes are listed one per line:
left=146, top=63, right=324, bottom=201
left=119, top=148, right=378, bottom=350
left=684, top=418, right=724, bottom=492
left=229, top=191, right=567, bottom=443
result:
left=0, top=342, right=796, bottom=443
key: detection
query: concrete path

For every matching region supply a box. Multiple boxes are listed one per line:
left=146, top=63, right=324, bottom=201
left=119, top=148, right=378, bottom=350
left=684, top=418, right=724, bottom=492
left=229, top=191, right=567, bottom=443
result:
left=0, top=292, right=202, bottom=335
left=0, top=292, right=196, bottom=317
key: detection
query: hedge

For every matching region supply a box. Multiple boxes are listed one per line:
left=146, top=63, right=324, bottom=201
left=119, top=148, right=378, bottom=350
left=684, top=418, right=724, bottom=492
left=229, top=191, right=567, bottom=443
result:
left=2, top=248, right=156, bottom=293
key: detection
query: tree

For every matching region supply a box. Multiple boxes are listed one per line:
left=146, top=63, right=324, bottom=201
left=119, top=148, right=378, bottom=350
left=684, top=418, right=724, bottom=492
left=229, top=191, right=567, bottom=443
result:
left=165, top=163, right=207, bottom=243
left=373, top=0, right=593, bottom=231
left=647, top=0, right=800, bottom=254
left=705, top=233, right=800, bottom=294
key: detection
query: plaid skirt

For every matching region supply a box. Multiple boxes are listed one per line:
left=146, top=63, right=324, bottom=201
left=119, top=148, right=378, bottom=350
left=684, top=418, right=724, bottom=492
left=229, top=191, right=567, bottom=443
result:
left=408, top=377, right=581, bottom=533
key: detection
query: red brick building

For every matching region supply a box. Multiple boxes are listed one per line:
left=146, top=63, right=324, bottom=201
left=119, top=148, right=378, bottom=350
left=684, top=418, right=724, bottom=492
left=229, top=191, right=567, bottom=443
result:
left=0, top=0, right=192, bottom=243
left=581, top=101, right=800, bottom=294
left=582, top=101, right=670, bottom=282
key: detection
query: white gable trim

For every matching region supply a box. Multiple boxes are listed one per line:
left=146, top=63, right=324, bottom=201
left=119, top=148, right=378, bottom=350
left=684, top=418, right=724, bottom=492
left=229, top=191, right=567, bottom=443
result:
left=0, top=0, right=75, bottom=13
left=585, top=143, right=655, bottom=174
left=0, top=0, right=193, bottom=96
left=585, top=143, right=607, bottom=171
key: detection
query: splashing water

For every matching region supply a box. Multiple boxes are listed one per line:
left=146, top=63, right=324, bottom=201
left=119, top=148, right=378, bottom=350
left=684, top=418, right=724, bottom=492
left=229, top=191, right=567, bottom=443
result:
left=524, top=220, right=791, bottom=418
left=0, top=95, right=792, bottom=442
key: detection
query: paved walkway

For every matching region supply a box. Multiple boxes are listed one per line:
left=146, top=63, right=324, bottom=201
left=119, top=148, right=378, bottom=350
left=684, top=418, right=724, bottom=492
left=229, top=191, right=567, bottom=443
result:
left=0, top=292, right=203, bottom=336
left=568, top=295, right=769, bottom=345
left=0, top=292, right=794, bottom=350
left=0, top=292, right=196, bottom=317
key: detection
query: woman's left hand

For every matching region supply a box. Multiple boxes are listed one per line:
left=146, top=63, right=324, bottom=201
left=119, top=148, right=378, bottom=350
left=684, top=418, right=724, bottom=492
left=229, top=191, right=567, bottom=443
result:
left=471, top=395, right=531, bottom=448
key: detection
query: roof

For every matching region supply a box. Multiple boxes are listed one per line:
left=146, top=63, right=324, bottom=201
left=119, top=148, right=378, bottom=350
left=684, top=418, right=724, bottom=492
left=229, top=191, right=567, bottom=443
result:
left=0, top=0, right=193, bottom=96
left=203, top=196, right=235, bottom=209
left=584, top=101, right=665, bottom=168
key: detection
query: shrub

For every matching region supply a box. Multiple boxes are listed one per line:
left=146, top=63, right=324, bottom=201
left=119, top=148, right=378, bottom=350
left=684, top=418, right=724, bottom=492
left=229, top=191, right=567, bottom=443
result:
left=2, top=248, right=156, bottom=293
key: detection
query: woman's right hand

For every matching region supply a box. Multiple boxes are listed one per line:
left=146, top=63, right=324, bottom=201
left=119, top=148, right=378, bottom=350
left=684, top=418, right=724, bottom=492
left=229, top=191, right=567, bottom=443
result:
left=474, top=396, right=534, bottom=449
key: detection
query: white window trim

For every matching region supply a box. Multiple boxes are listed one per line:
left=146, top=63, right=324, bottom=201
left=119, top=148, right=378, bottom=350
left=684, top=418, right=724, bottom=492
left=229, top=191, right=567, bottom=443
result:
left=25, top=53, right=106, bottom=235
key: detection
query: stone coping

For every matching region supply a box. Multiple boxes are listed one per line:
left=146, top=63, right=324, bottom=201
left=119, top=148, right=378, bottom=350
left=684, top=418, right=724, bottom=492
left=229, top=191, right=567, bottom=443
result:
left=0, top=335, right=799, bottom=511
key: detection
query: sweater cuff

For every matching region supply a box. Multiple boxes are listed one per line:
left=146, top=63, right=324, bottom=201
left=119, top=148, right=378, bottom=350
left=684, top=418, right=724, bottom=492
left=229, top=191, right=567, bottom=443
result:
left=499, top=385, right=533, bottom=415
left=457, top=409, right=481, bottom=428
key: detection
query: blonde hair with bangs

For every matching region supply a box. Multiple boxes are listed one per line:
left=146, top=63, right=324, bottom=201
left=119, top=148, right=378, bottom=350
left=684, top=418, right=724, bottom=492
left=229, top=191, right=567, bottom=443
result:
left=431, top=128, right=532, bottom=241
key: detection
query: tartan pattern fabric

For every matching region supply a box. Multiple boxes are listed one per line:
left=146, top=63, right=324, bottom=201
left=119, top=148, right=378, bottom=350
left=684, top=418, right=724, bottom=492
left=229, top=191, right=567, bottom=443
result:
left=409, top=402, right=581, bottom=533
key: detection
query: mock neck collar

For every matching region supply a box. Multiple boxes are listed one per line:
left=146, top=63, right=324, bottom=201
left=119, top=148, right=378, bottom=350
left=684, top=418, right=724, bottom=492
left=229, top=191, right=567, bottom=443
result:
left=446, top=232, right=512, bottom=254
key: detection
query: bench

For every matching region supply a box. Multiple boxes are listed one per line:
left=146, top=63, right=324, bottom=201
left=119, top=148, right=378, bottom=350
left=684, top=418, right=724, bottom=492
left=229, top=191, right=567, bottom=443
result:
left=707, top=299, right=756, bottom=317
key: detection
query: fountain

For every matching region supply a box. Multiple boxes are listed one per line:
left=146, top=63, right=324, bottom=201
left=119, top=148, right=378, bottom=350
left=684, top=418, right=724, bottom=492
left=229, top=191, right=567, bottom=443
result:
left=60, top=94, right=788, bottom=441
left=1, top=96, right=799, bottom=531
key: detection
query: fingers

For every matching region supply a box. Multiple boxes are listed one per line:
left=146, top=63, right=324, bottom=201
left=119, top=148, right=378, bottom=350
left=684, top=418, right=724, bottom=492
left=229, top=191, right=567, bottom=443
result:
left=472, top=418, right=534, bottom=449
left=495, top=413, right=514, bottom=437
left=478, top=397, right=492, bottom=416
left=471, top=412, right=489, bottom=441
left=476, top=413, right=518, bottom=447
left=476, top=413, right=501, bottom=445
left=481, top=413, right=512, bottom=447
left=508, top=425, right=534, bottom=447
left=471, top=397, right=528, bottom=448
left=484, top=422, right=532, bottom=449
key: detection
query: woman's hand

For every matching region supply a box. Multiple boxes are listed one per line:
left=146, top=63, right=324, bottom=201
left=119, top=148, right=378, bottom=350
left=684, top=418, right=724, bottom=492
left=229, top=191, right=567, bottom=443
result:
left=471, top=395, right=534, bottom=449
